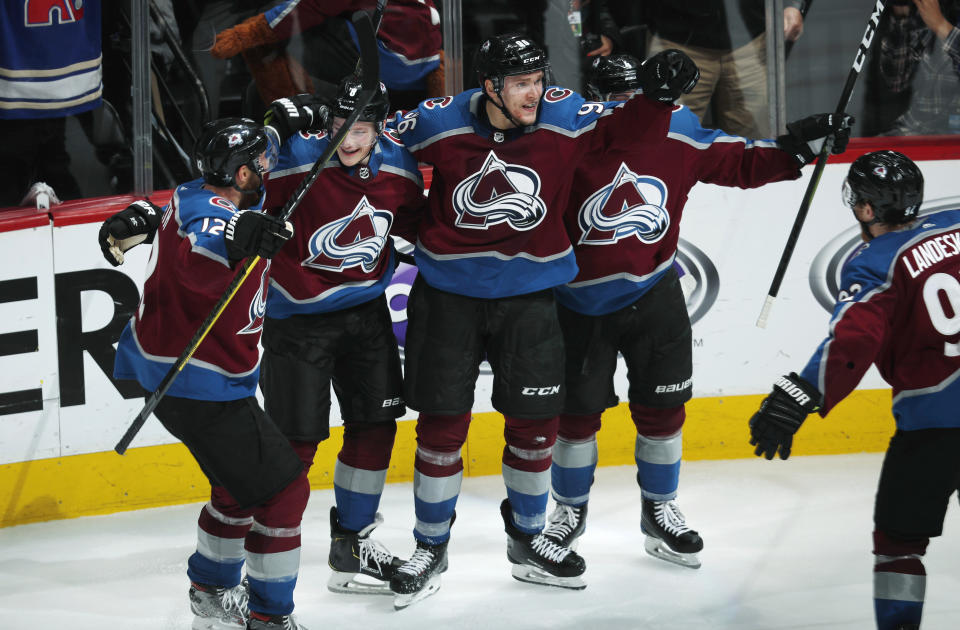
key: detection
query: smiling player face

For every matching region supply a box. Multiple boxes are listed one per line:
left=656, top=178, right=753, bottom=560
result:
left=329, top=118, right=378, bottom=167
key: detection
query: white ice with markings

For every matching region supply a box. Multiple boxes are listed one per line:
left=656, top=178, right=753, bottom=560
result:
left=0, top=453, right=957, bottom=629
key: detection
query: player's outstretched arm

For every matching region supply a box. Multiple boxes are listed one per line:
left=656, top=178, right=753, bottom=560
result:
left=749, top=372, right=823, bottom=460
left=98, top=200, right=162, bottom=266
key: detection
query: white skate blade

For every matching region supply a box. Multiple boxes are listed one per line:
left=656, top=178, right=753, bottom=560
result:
left=392, top=574, right=442, bottom=610
left=327, top=571, right=393, bottom=595
left=510, top=564, right=586, bottom=590
left=192, top=616, right=245, bottom=630
left=643, top=536, right=701, bottom=569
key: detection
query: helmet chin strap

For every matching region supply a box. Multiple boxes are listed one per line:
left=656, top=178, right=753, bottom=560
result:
left=489, top=87, right=524, bottom=130
left=853, top=206, right=881, bottom=241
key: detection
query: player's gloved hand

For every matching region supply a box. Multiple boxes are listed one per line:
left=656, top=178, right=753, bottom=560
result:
left=777, top=113, right=855, bottom=167
left=98, top=200, right=162, bottom=266
left=749, top=372, right=823, bottom=460
left=224, top=210, right=294, bottom=262
left=264, top=94, right=330, bottom=142
left=639, top=49, right=699, bottom=103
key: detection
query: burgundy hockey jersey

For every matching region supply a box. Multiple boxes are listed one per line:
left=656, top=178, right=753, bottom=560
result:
left=800, top=208, right=960, bottom=430
left=556, top=105, right=800, bottom=316
left=262, top=129, right=424, bottom=318
left=396, top=88, right=674, bottom=298
left=114, top=180, right=270, bottom=401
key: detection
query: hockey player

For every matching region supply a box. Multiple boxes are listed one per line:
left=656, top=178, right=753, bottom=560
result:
left=387, top=34, right=700, bottom=608
left=544, top=53, right=853, bottom=570
left=748, top=151, right=959, bottom=630
left=102, top=119, right=312, bottom=630
left=258, top=76, right=425, bottom=595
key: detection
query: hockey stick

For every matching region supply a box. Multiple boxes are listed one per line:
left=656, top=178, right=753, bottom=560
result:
left=756, top=0, right=887, bottom=329
left=114, top=5, right=384, bottom=455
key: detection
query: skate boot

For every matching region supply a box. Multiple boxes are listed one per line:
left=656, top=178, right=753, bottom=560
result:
left=640, top=496, right=703, bottom=569
left=246, top=612, right=308, bottom=629
left=390, top=539, right=449, bottom=610
left=328, top=507, right=405, bottom=595
left=189, top=580, right=248, bottom=629
left=501, top=499, right=586, bottom=590
left=543, top=501, right=588, bottom=549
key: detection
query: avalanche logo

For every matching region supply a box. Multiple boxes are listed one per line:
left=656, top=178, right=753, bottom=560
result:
left=578, top=164, right=670, bottom=245
left=227, top=133, right=242, bottom=148
left=303, top=196, right=393, bottom=272
left=238, top=263, right=270, bottom=335
left=451, top=151, right=547, bottom=231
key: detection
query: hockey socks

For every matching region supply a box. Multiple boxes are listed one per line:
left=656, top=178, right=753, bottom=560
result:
left=550, top=413, right=601, bottom=507
left=333, top=421, right=396, bottom=532
left=873, top=531, right=927, bottom=630
left=631, top=404, right=685, bottom=500
left=502, top=415, right=558, bottom=533
left=188, top=496, right=252, bottom=589
left=245, top=472, right=310, bottom=617
left=412, top=413, right=470, bottom=545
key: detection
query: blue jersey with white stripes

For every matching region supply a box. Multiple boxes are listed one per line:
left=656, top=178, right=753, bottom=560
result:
left=556, top=105, right=800, bottom=316
left=799, top=208, right=960, bottom=430
left=0, top=0, right=102, bottom=119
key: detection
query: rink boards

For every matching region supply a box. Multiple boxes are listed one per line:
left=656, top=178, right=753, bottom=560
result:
left=1, top=143, right=958, bottom=527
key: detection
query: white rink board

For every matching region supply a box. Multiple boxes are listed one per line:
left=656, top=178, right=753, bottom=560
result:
left=1, top=159, right=958, bottom=464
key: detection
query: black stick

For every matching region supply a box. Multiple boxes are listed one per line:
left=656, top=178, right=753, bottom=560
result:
left=115, top=7, right=384, bottom=454
left=756, top=0, right=888, bottom=328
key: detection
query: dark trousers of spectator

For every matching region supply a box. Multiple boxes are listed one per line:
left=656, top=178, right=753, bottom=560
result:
left=0, top=117, right=82, bottom=208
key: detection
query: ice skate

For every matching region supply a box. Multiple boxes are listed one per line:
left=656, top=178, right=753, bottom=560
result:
left=501, top=499, right=586, bottom=590
left=246, top=612, right=308, bottom=629
left=640, top=497, right=703, bottom=569
left=542, top=501, right=587, bottom=549
left=390, top=539, right=449, bottom=610
left=189, top=580, right=248, bottom=630
left=327, top=507, right=404, bottom=595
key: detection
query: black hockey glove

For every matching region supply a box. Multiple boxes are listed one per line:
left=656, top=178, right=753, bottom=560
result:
left=749, top=373, right=823, bottom=460
left=98, top=199, right=162, bottom=266
left=639, top=49, right=700, bottom=104
left=264, top=93, right=330, bottom=142
left=224, top=210, right=294, bottom=262
left=777, top=113, right=854, bottom=167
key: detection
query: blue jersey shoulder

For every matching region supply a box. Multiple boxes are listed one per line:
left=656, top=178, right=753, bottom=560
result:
left=173, top=179, right=237, bottom=264
left=377, top=131, right=422, bottom=185
left=275, top=131, right=330, bottom=173
left=844, top=209, right=960, bottom=280
left=395, top=91, right=477, bottom=149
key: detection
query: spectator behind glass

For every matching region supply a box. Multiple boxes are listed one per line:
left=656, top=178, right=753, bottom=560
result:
left=646, top=0, right=808, bottom=139
left=879, top=0, right=960, bottom=135
left=545, top=0, right=623, bottom=92
left=209, top=0, right=443, bottom=112
left=0, top=0, right=102, bottom=207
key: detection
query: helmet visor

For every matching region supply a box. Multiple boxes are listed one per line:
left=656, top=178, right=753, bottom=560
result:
left=258, top=126, right=281, bottom=174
